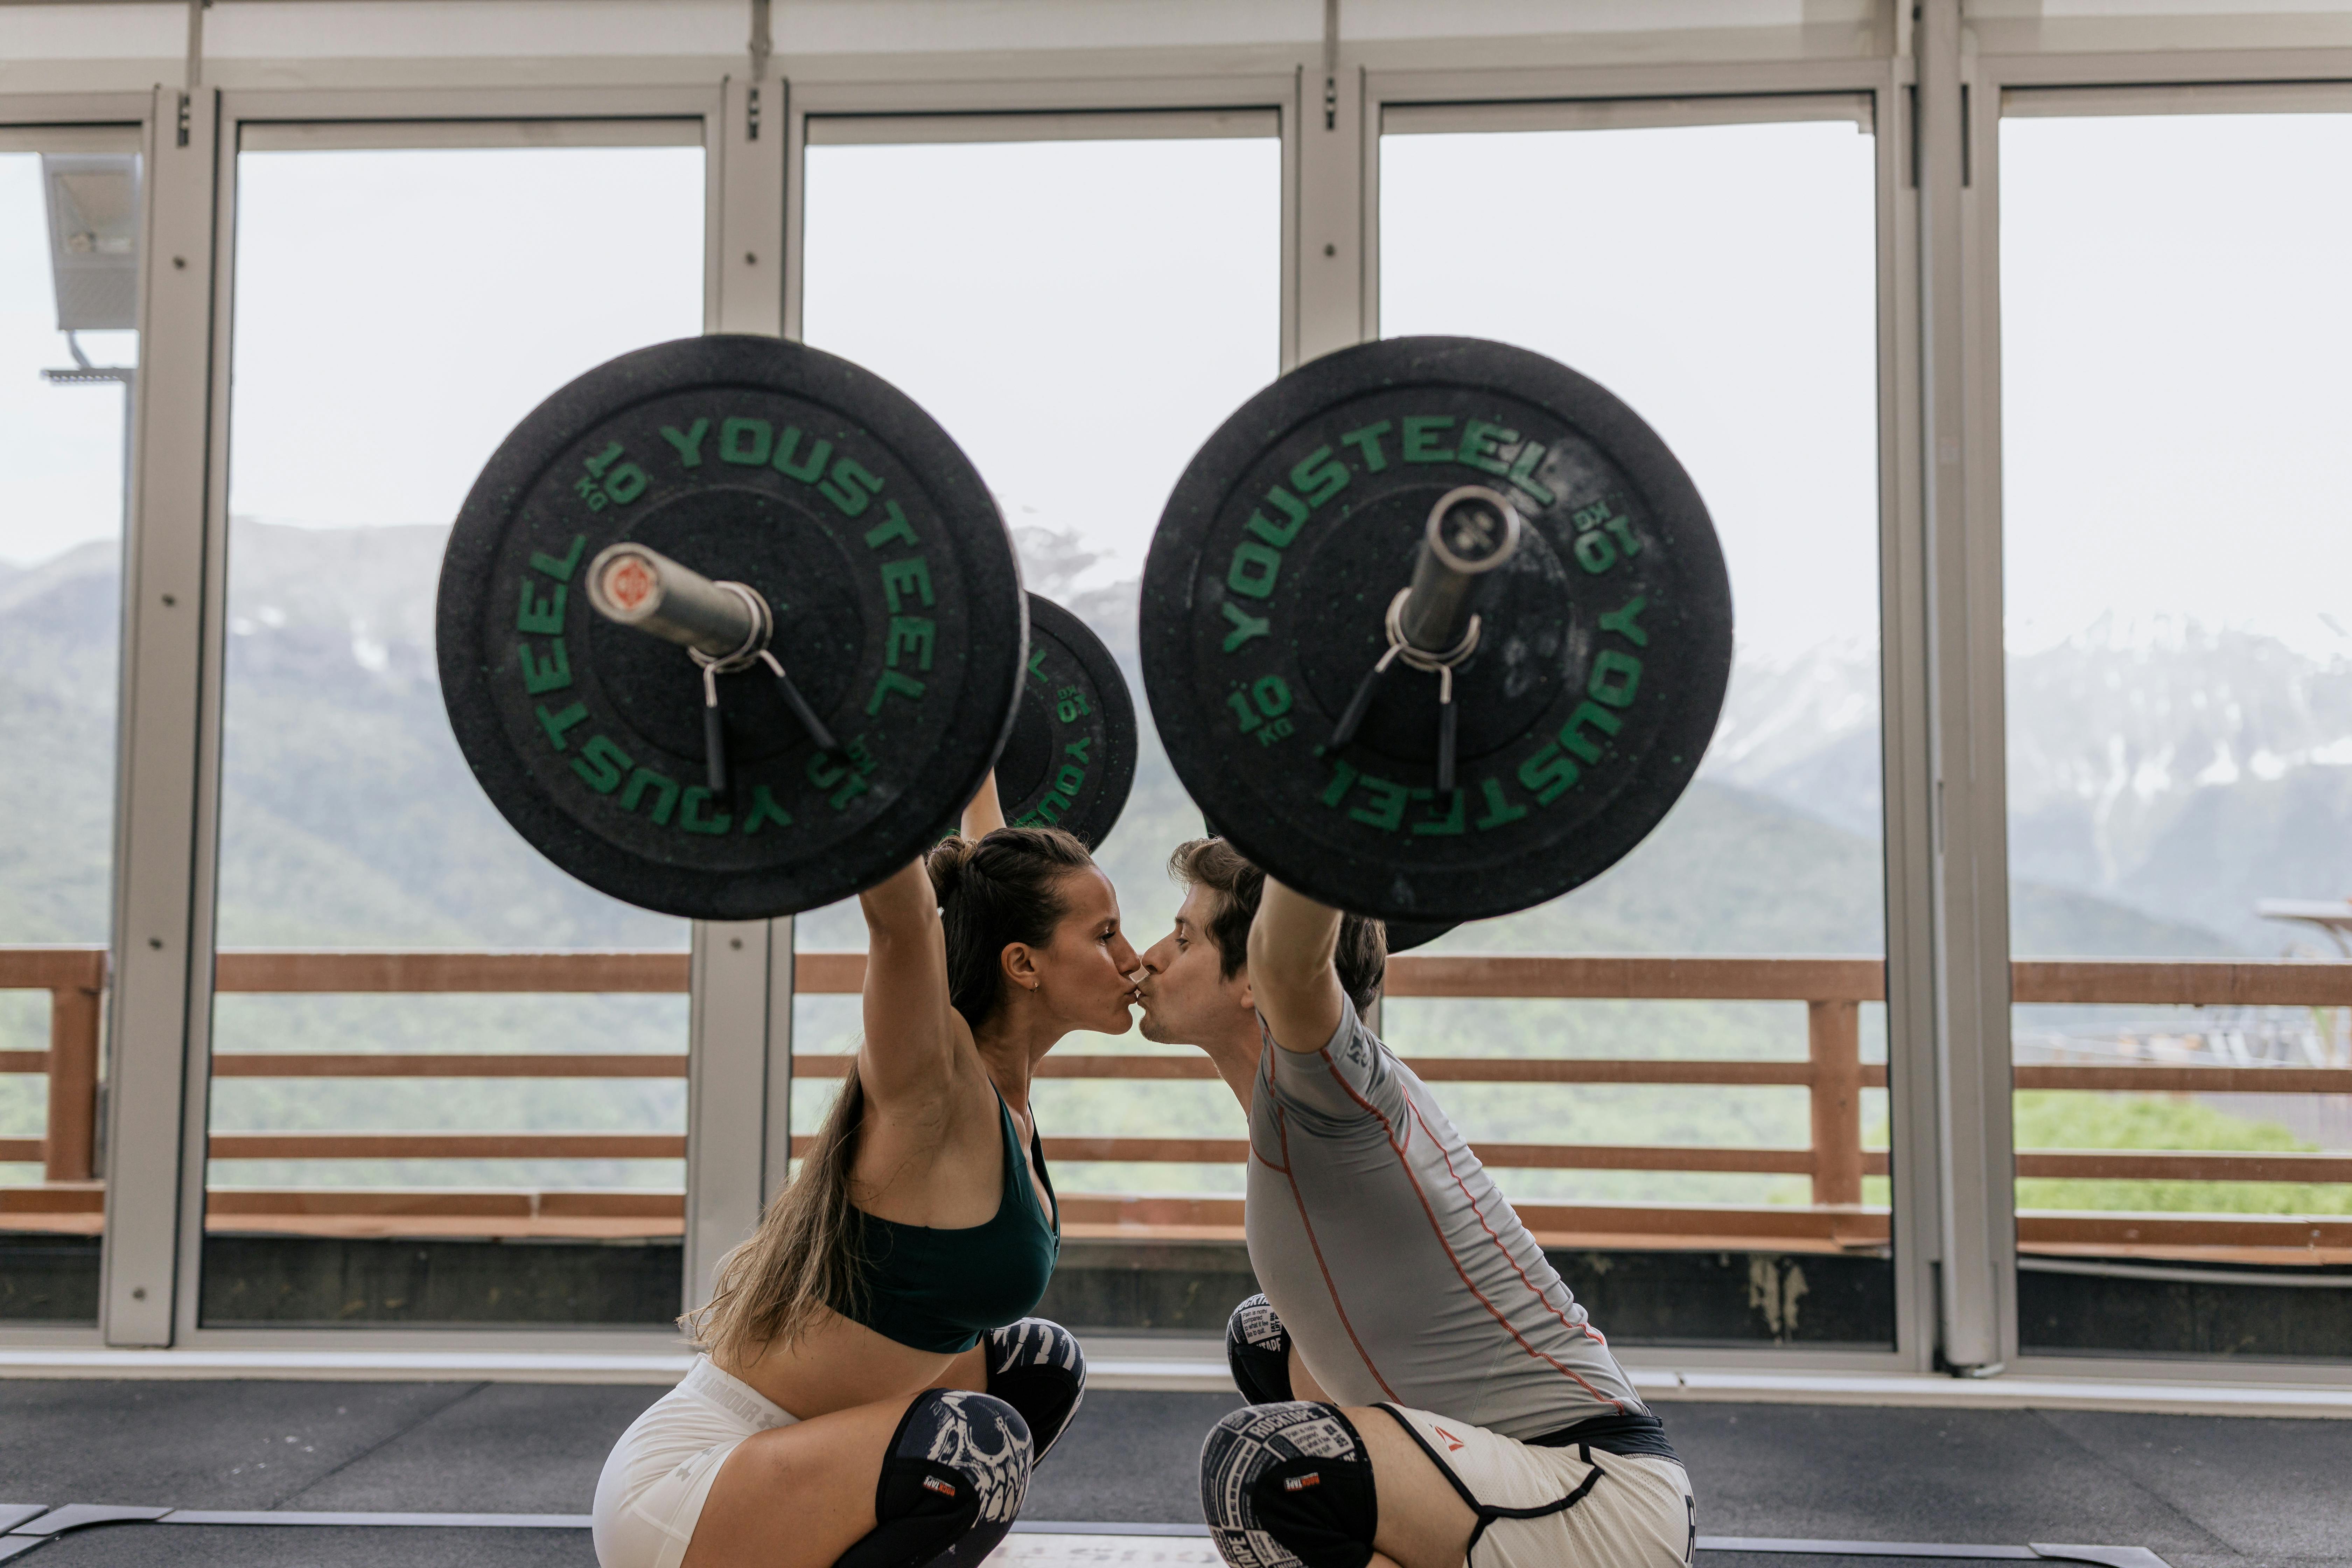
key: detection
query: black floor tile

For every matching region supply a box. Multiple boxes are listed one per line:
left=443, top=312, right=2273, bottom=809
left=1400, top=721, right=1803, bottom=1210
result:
left=26, top=1522, right=594, bottom=1566
left=1024, top=1391, right=1241, bottom=1524
left=1660, top=1404, right=2230, bottom=1555
left=2032, top=1410, right=2352, bottom=1563
left=0, top=1381, right=480, bottom=1509
left=280, top=1384, right=666, bottom=1514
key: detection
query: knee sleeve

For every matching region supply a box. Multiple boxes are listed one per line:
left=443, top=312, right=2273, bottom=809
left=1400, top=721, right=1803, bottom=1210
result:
left=1199, top=1402, right=1377, bottom=1568
left=834, top=1389, right=1032, bottom=1568
left=984, top=1317, right=1086, bottom=1462
left=1226, top=1294, right=1294, bottom=1406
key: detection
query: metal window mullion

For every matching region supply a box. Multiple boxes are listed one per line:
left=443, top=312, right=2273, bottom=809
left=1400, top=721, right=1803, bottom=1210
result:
left=1915, top=0, right=2017, bottom=1374
left=1874, top=55, right=1943, bottom=1374
left=682, top=74, right=791, bottom=1316
left=100, top=85, right=222, bottom=1347
left=1293, top=48, right=1363, bottom=366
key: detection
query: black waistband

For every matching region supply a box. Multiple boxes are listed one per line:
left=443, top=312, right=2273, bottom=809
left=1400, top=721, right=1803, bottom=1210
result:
left=1525, top=1410, right=1680, bottom=1463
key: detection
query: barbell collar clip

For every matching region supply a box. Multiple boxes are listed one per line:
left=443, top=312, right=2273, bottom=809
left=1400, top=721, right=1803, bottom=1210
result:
left=758, top=649, right=838, bottom=755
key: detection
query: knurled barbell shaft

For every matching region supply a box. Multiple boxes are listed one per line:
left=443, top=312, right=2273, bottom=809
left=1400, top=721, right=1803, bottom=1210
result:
left=1396, top=485, right=1523, bottom=655
left=584, top=542, right=765, bottom=659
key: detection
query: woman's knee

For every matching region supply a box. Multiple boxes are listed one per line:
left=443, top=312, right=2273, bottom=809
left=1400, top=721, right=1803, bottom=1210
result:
left=835, top=1388, right=1033, bottom=1568
left=983, top=1317, right=1087, bottom=1459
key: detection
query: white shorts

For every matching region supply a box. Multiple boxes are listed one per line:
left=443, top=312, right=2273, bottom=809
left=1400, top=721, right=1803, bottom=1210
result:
left=592, top=1356, right=799, bottom=1568
left=1381, top=1406, right=1695, bottom=1568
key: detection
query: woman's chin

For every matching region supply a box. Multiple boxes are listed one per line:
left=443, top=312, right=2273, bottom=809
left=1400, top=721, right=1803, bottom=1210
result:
left=1099, top=1005, right=1136, bottom=1036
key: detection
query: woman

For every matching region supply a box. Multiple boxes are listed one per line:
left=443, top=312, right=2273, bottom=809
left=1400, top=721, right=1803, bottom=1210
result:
left=594, top=778, right=1141, bottom=1568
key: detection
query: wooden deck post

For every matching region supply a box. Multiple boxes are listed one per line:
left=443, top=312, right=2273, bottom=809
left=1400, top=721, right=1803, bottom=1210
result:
left=1807, top=999, right=1863, bottom=1206
left=45, top=980, right=102, bottom=1182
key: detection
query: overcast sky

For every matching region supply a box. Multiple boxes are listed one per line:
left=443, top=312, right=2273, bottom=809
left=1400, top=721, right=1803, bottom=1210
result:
left=1384, top=118, right=1879, bottom=664
left=2000, top=112, right=2352, bottom=661
left=803, top=135, right=1281, bottom=603
left=5, top=114, right=2348, bottom=665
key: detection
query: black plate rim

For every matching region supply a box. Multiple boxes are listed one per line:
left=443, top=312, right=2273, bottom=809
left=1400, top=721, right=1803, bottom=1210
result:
left=1015, top=592, right=1139, bottom=852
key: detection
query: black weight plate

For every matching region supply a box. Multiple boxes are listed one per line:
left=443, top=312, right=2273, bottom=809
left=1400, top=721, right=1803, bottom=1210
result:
left=437, top=335, right=1026, bottom=921
left=1143, top=336, right=1731, bottom=925
left=1383, top=920, right=1456, bottom=954
left=996, top=594, right=1136, bottom=850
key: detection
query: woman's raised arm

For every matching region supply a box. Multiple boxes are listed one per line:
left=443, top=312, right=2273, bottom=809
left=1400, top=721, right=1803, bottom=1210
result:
left=856, top=857, right=959, bottom=1109
left=962, top=772, right=1006, bottom=839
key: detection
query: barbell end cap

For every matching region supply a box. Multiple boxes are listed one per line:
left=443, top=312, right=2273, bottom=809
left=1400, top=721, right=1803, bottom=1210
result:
left=584, top=541, right=677, bottom=625
left=1424, top=485, right=1524, bottom=575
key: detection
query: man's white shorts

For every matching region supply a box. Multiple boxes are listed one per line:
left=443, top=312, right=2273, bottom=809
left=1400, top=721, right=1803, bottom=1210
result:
left=1380, top=1405, right=1696, bottom=1568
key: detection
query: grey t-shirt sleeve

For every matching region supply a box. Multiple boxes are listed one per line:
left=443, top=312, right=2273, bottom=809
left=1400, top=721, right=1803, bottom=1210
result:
left=1260, top=1007, right=1400, bottom=1124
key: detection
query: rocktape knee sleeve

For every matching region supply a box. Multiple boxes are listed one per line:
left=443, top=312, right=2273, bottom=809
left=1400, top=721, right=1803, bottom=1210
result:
left=984, top=1317, right=1087, bottom=1462
left=834, top=1389, right=1032, bottom=1568
left=1225, top=1294, right=1294, bottom=1406
left=1199, top=1401, right=1377, bottom=1568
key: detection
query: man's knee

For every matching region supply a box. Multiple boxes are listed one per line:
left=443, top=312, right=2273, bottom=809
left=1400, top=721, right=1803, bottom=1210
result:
left=1225, top=1294, right=1294, bottom=1406
left=1199, top=1402, right=1377, bottom=1568
left=984, top=1317, right=1086, bottom=1460
left=834, top=1389, right=1031, bottom=1568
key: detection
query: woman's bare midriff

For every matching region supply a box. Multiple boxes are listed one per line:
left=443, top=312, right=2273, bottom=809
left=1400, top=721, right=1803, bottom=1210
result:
left=715, top=1301, right=985, bottom=1421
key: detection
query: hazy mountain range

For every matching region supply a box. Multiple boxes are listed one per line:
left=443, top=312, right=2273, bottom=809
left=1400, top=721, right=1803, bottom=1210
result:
left=7, top=520, right=2337, bottom=962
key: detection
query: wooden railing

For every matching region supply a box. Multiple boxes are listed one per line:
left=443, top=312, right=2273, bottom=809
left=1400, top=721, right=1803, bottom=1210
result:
left=5, top=947, right=2351, bottom=1254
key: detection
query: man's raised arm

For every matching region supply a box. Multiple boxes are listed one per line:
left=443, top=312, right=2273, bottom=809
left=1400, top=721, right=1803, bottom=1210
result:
left=1246, top=875, right=1349, bottom=1055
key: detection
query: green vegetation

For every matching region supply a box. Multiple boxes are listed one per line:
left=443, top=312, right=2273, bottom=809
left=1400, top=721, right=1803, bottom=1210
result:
left=2013, top=1091, right=2352, bottom=1216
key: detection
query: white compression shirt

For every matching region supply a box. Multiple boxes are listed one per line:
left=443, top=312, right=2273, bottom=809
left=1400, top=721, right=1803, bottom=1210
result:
left=1244, top=1007, right=1651, bottom=1442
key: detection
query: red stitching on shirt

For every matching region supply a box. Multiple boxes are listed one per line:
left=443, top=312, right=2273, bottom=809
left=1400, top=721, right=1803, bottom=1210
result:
left=1317, top=1041, right=1627, bottom=1415
left=1272, top=1089, right=1400, bottom=1401
left=1412, top=1099, right=1613, bottom=1356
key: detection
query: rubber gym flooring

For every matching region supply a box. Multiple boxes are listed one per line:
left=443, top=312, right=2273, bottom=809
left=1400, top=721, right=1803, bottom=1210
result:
left=0, top=1380, right=2343, bottom=1567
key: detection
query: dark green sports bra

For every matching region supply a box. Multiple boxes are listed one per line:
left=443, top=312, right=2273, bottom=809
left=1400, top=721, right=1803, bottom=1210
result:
left=836, top=1091, right=1060, bottom=1354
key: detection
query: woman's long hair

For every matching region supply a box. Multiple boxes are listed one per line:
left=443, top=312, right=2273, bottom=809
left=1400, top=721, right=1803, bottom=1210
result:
left=680, top=825, right=1096, bottom=1362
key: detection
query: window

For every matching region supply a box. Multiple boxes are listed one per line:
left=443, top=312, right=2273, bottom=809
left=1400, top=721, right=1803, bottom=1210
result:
left=203, top=133, right=705, bottom=1327
left=796, top=119, right=1282, bottom=1218
left=1381, top=104, right=1893, bottom=1340
left=2000, top=104, right=2352, bottom=1357
left=0, top=133, right=140, bottom=1323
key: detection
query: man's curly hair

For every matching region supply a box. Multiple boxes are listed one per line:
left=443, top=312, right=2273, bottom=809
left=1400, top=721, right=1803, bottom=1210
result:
left=1166, top=837, right=1387, bottom=1014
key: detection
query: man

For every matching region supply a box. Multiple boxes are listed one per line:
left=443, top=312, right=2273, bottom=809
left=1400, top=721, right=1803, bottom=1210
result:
left=1135, top=839, right=1695, bottom=1568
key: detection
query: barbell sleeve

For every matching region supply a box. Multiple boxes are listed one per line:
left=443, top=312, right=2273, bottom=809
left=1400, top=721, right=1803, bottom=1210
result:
left=584, top=542, right=764, bottom=659
left=1396, top=485, right=1523, bottom=656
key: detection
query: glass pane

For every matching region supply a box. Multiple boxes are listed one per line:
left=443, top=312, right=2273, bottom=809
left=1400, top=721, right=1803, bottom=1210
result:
left=0, top=142, right=139, bottom=1323
left=205, top=143, right=703, bottom=1327
left=1382, top=115, right=1892, bottom=1343
left=796, top=132, right=1281, bottom=1261
left=2001, top=110, right=2352, bottom=1358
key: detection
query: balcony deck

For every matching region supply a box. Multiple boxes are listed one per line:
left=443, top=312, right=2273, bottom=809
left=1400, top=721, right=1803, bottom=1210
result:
left=7, top=949, right=2352, bottom=1267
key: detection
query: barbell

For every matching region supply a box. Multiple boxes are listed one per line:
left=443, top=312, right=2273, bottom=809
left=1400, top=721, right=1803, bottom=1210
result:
left=436, top=332, right=1729, bottom=930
